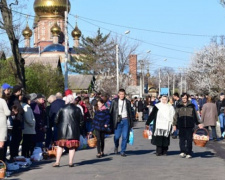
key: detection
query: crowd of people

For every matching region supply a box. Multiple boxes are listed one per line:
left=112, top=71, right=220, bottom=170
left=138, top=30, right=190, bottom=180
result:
left=0, top=82, right=224, bottom=168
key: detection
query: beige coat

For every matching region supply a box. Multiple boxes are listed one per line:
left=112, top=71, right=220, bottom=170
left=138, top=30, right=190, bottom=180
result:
left=201, top=103, right=218, bottom=127
left=0, top=98, right=11, bottom=141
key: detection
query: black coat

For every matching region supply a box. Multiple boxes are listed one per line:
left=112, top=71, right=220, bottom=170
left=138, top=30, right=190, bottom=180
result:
left=146, top=106, right=170, bottom=147
left=138, top=100, right=144, bottom=112
left=49, top=99, right=65, bottom=127
left=109, top=98, right=133, bottom=129
left=55, top=104, right=84, bottom=140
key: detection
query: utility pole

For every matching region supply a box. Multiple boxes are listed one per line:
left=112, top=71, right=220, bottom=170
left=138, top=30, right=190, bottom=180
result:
left=168, top=73, right=170, bottom=97
left=180, top=73, right=183, bottom=94
left=64, top=0, right=69, bottom=90
left=159, top=68, right=161, bottom=96
left=116, top=44, right=119, bottom=92
left=173, top=74, right=175, bottom=95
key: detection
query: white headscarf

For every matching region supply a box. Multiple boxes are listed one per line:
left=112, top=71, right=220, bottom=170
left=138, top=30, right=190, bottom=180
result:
left=65, top=94, right=75, bottom=104
left=154, top=102, right=175, bottom=137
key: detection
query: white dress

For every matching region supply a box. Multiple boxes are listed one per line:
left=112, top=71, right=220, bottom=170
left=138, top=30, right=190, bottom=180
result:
left=0, top=98, right=11, bottom=141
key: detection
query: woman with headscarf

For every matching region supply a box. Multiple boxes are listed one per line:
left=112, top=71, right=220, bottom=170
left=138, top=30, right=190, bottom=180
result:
left=145, top=95, right=175, bottom=156
left=53, top=95, right=84, bottom=167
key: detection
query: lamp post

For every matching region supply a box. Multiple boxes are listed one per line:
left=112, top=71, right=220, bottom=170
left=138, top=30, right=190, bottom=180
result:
left=159, top=68, right=161, bottom=96
left=146, top=70, right=150, bottom=94
left=139, top=60, right=145, bottom=97
left=167, top=72, right=170, bottom=97
left=116, top=30, right=130, bottom=92
left=173, top=74, right=175, bottom=95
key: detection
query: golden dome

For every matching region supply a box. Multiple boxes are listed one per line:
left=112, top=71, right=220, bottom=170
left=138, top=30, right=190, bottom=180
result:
left=71, top=23, right=82, bottom=40
left=51, top=22, right=61, bottom=36
left=34, top=0, right=71, bottom=19
left=22, top=24, right=32, bottom=39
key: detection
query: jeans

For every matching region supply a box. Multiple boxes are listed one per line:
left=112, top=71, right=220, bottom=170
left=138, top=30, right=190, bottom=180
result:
left=218, top=113, right=225, bottom=135
left=114, top=118, right=129, bottom=154
left=86, top=121, right=92, bottom=133
left=205, top=126, right=217, bottom=139
left=95, top=130, right=105, bottom=154
left=179, top=128, right=193, bottom=155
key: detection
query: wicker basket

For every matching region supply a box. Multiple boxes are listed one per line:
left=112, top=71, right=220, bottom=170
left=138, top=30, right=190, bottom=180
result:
left=48, top=146, right=57, bottom=157
left=0, top=160, right=6, bottom=179
left=193, top=128, right=209, bottom=147
left=87, top=135, right=97, bottom=148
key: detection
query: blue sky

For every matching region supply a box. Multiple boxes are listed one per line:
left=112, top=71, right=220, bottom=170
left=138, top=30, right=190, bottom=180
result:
left=14, top=0, right=225, bottom=74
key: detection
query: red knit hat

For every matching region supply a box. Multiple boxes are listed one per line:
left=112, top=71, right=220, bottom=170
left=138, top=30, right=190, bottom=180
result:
left=65, top=89, right=73, bottom=96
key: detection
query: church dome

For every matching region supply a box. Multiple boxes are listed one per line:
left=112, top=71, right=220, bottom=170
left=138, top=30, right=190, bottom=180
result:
left=22, top=24, right=32, bottom=39
left=71, top=23, right=81, bottom=40
left=34, top=0, right=71, bottom=19
left=42, top=43, right=65, bottom=53
left=51, top=22, right=61, bottom=36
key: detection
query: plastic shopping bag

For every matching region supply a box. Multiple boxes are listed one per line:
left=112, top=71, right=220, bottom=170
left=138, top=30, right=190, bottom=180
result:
left=129, top=128, right=134, bottom=145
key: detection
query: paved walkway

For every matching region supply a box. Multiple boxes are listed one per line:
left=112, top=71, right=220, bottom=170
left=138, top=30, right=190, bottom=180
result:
left=8, top=122, right=225, bottom=180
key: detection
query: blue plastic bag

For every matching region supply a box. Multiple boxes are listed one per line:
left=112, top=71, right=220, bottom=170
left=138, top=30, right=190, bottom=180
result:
left=129, top=128, right=134, bottom=145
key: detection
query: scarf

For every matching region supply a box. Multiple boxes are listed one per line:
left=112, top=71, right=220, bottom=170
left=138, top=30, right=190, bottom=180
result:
left=154, top=103, right=175, bottom=137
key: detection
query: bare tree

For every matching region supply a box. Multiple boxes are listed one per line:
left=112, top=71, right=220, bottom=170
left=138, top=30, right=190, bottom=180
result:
left=0, top=0, right=26, bottom=88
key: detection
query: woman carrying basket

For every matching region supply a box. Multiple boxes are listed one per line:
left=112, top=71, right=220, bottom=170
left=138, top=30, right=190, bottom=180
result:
left=89, top=98, right=110, bottom=158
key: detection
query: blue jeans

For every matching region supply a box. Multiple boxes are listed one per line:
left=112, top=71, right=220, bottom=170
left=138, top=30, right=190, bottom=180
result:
left=114, top=118, right=129, bottom=154
left=219, top=113, right=225, bottom=136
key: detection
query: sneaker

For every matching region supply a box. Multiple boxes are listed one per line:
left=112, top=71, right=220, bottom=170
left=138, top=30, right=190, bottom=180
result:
left=179, top=153, right=186, bottom=158
left=186, top=155, right=192, bottom=159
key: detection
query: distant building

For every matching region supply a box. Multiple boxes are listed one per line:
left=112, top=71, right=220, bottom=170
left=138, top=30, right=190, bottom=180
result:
left=19, top=0, right=82, bottom=90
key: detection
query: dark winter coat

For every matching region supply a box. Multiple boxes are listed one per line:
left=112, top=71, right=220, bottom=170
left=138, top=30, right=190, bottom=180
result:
left=109, top=98, right=133, bottom=130
left=8, top=95, right=24, bottom=130
left=91, top=108, right=110, bottom=132
left=216, top=99, right=225, bottom=115
left=138, top=100, right=144, bottom=112
left=49, top=99, right=65, bottom=126
left=146, top=106, right=170, bottom=147
left=173, top=101, right=200, bottom=129
left=55, top=104, right=84, bottom=140
left=30, top=102, right=46, bottom=143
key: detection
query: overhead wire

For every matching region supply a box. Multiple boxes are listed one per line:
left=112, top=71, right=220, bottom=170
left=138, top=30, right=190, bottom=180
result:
left=72, top=15, right=193, bottom=55
left=77, top=15, right=214, bottom=38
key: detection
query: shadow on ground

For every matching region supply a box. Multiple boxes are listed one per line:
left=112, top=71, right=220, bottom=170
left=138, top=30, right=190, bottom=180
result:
left=76, top=157, right=113, bottom=166
left=167, top=150, right=215, bottom=158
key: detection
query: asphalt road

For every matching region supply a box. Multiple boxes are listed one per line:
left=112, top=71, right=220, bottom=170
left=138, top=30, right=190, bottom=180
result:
left=7, top=122, right=225, bottom=180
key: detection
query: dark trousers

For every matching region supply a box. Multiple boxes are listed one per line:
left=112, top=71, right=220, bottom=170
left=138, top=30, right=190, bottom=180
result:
left=95, top=130, right=105, bottom=154
left=205, top=126, right=217, bottom=139
left=10, top=129, right=22, bottom=158
left=156, top=146, right=168, bottom=155
left=179, top=128, right=193, bottom=155
left=22, top=134, right=35, bottom=158
left=45, top=128, right=53, bottom=148
left=0, top=148, right=4, bottom=161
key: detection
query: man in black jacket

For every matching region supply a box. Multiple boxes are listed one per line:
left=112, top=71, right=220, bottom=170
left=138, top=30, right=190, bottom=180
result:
left=110, top=89, right=133, bottom=157
left=173, top=93, right=203, bottom=159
